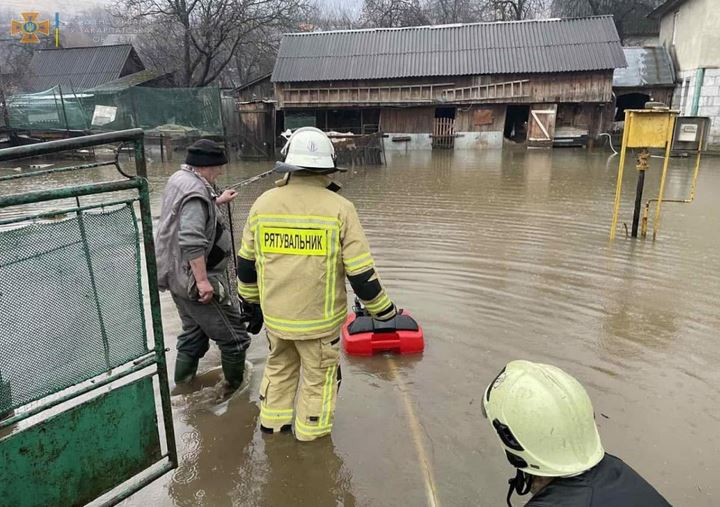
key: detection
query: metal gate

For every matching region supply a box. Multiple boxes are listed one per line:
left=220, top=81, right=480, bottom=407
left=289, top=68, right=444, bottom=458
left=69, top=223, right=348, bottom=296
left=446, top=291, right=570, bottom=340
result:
left=528, top=104, right=558, bottom=147
left=432, top=117, right=455, bottom=149
left=0, top=130, right=177, bottom=506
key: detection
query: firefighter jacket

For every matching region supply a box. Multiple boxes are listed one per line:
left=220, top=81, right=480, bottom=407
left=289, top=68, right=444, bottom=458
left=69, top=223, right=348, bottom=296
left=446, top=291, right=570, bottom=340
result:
left=237, top=173, right=395, bottom=340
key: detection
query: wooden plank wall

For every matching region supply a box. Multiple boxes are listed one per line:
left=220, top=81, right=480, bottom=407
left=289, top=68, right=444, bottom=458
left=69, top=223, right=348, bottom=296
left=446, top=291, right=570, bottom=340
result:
left=237, top=77, right=274, bottom=102
left=275, top=71, right=615, bottom=108
left=524, top=72, right=613, bottom=104
left=455, top=105, right=506, bottom=132
left=237, top=102, right=274, bottom=158
left=221, top=96, right=240, bottom=140
left=380, top=107, right=435, bottom=133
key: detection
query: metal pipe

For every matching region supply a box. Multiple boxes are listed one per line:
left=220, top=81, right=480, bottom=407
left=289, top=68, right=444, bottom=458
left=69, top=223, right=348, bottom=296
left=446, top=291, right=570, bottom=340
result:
left=0, top=160, right=117, bottom=182
left=0, top=198, right=135, bottom=226
left=609, top=112, right=633, bottom=241
left=641, top=120, right=704, bottom=237
left=226, top=168, right=275, bottom=190
left=57, top=85, right=71, bottom=135
left=0, top=129, right=144, bottom=162
left=134, top=136, right=148, bottom=178
left=99, top=461, right=176, bottom=507
left=74, top=195, right=112, bottom=370
left=689, top=120, right=706, bottom=201
left=597, top=132, right=618, bottom=155
left=0, top=353, right=156, bottom=429
left=691, top=68, right=705, bottom=116
left=652, top=115, right=678, bottom=240
left=0, top=178, right=142, bottom=208
left=631, top=151, right=649, bottom=237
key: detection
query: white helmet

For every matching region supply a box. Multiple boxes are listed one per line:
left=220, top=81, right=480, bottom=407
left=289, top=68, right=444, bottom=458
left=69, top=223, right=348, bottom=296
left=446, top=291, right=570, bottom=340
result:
left=482, top=360, right=604, bottom=478
left=281, top=127, right=336, bottom=170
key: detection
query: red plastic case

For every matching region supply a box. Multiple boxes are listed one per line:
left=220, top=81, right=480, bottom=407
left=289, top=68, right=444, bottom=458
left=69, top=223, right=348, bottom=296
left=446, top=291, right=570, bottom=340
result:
left=341, top=311, right=424, bottom=356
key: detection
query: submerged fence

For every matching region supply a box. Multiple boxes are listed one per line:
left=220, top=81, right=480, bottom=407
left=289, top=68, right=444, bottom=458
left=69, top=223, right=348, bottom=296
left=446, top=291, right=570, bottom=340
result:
left=0, top=130, right=177, bottom=506
left=5, top=85, right=223, bottom=136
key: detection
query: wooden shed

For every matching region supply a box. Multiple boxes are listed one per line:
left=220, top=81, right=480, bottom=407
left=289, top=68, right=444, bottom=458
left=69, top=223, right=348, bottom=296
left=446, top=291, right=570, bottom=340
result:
left=613, top=47, right=676, bottom=120
left=234, top=74, right=276, bottom=159
left=271, top=17, right=628, bottom=150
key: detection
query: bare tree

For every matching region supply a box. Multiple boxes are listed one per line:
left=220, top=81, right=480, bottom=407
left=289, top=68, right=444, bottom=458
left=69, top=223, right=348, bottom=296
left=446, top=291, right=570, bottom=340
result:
left=489, top=0, right=547, bottom=20
left=115, top=0, right=310, bottom=87
left=359, top=0, right=546, bottom=28
left=311, top=4, right=365, bottom=30
left=361, top=0, right=431, bottom=27
left=551, top=0, right=660, bottom=42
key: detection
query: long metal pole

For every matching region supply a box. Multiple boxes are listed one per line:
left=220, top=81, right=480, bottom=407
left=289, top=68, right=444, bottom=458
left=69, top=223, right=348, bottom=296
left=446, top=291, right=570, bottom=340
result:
left=0, top=354, right=156, bottom=429
left=689, top=121, right=705, bottom=201
left=134, top=135, right=147, bottom=178
left=0, top=128, right=144, bottom=161
left=75, top=195, right=112, bottom=370
left=610, top=113, right=632, bottom=241
left=631, top=168, right=646, bottom=238
left=652, top=115, right=678, bottom=240
left=58, top=84, right=71, bottom=134
left=0, top=67, right=11, bottom=130
left=0, top=178, right=142, bottom=207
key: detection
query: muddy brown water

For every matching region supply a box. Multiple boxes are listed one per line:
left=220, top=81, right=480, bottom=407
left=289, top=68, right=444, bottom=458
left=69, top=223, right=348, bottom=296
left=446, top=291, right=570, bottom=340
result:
left=1, top=147, right=719, bottom=506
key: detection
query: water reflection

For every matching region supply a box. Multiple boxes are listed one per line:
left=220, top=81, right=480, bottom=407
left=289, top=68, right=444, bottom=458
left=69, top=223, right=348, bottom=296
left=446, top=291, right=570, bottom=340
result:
left=168, top=388, right=261, bottom=507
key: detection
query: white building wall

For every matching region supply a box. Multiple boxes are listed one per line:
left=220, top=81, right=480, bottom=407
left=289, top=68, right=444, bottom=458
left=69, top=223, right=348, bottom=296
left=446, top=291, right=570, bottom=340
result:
left=674, top=69, right=720, bottom=148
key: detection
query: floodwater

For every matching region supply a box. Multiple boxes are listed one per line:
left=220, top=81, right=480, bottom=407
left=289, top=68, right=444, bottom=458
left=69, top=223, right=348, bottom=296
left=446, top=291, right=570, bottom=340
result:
left=2, top=147, right=720, bottom=506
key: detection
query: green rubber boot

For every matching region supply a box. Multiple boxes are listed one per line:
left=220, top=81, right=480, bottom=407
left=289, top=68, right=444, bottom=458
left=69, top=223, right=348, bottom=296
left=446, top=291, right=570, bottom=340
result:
left=174, top=352, right=200, bottom=384
left=221, top=351, right=246, bottom=390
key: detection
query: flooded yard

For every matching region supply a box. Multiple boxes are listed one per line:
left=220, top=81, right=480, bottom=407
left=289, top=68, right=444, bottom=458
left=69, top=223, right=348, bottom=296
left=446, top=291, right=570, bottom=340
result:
left=3, top=147, right=719, bottom=506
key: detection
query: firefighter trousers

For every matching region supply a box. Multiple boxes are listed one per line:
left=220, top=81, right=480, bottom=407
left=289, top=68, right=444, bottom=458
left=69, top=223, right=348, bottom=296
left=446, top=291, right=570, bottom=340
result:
left=259, top=332, right=341, bottom=442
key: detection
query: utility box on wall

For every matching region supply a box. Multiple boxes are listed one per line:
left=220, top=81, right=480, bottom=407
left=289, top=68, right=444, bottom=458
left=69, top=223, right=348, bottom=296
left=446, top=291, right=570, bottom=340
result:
left=672, top=116, right=710, bottom=153
left=624, top=109, right=677, bottom=149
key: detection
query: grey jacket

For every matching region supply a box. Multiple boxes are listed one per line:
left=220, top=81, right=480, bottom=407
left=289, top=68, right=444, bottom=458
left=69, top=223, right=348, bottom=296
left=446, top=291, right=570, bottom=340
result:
left=155, top=167, right=229, bottom=297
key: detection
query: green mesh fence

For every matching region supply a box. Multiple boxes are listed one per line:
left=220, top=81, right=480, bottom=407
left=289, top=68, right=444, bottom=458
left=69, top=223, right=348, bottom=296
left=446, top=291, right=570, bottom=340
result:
left=6, top=85, right=223, bottom=135
left=6, top=86, right=90, bottom=131
left=0, top=205, right=148, bottom=412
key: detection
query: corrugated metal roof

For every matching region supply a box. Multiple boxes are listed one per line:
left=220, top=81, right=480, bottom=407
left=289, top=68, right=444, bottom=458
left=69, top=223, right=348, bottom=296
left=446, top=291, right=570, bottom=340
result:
left=613, top=47, right=675, bottom=88
left=272, top=16, right=626, bottom=83
left=28, top=45, right=140, bottom=92
left=87, top=69, right=173, bottom=93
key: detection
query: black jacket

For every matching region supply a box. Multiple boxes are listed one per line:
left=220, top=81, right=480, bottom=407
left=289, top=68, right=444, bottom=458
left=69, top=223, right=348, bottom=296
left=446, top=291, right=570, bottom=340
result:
left=527, top=454, right=671, bottom=507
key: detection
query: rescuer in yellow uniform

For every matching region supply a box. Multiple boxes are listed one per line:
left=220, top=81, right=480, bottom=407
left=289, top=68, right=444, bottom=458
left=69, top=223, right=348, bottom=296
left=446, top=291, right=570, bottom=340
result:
left=236, top=127, right=397, bottom=441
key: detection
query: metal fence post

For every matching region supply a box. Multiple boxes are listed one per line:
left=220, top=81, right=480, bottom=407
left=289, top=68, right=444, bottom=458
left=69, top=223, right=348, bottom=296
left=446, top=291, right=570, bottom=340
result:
left=134, top=137, right=147, bottom=178
left=136, top=177, right=177, bottom=467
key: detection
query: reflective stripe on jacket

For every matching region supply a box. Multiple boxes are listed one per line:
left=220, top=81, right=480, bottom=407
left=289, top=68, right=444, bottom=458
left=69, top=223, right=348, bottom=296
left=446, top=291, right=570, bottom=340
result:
left=238, top=173, right=393, bottom=340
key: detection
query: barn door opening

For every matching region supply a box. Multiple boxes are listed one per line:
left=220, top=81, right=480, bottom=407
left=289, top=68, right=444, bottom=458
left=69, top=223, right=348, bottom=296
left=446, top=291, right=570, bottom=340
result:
left=504, top=105, right=529, bottom=142
left=433, top=107, right=456, bottom=149
left=527, top=104, right=557, bottom=148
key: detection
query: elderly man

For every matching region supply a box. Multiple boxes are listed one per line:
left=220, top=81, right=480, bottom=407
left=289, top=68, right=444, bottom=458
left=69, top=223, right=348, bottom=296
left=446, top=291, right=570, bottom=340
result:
left=156, top=139, right=250, bottom=391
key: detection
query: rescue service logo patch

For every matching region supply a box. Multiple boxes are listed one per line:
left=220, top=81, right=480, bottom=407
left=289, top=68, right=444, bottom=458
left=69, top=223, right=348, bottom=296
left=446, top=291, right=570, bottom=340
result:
left=261, top=227, right=327, bottom=256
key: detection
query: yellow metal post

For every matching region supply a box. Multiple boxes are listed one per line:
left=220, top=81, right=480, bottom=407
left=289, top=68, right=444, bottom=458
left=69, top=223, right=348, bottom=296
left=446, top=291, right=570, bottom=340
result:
left=652, top=114, right=678, bottom=240
left=688, top=121, right=705, bottom=201
left=609, top=113, right=632, bottom=241
left=631, top=150, right=650, bottom=237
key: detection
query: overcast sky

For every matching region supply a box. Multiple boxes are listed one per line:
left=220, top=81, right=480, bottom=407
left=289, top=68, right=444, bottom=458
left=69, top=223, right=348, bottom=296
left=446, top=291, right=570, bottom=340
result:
left=3, top=0, right=362, bottom=15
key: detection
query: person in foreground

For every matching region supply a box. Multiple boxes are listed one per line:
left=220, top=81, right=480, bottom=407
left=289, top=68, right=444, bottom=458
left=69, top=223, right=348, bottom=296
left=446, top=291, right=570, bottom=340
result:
left=236, top=127, right=397, bottom=441
left=156, top=139, right=250, bottom=392
left=483, top=360, right=671, bottom=506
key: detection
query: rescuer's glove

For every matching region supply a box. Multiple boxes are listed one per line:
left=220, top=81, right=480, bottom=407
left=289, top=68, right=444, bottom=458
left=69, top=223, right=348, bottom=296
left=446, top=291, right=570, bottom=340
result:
left=241, top=299, right=264, bottom=334
left=373, top=302, right=398, bottom=322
